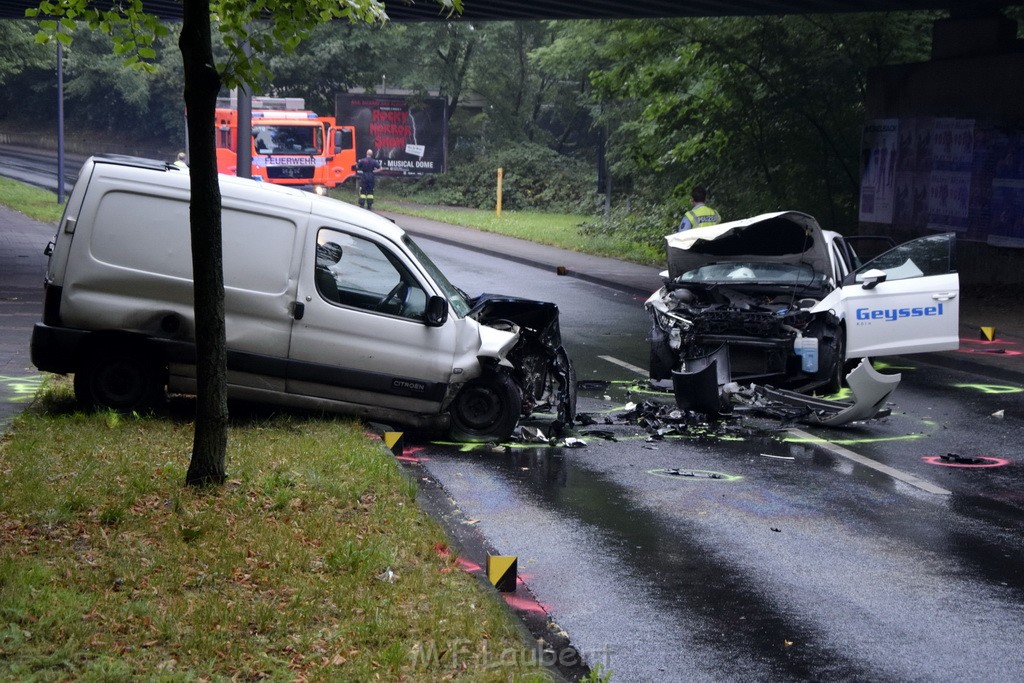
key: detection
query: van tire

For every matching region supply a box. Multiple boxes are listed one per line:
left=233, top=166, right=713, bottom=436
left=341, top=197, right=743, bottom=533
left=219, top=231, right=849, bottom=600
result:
left=74, top=350, right=165, bottom=413
left=449, top=372, right=523, bottom=442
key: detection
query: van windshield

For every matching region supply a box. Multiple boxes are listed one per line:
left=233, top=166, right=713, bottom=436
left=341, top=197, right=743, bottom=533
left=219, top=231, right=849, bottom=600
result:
left=403, top=235, right=471, bottom=318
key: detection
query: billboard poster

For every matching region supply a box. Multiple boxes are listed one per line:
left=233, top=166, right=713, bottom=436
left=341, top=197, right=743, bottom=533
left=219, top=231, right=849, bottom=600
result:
left=989, top=129, right=1024, bottom=247
left=893, top=118, right=930, bottom=228
left=335, top=94, right=448, bottom=176
left=926, top=118, right=974, bottom=232
left=859, top=119, right=899, bottom=223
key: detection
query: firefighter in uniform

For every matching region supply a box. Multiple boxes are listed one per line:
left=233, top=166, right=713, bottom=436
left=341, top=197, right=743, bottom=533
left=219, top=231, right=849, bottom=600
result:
left=678, top=186, right=722, bottom=231
left=353, top=149, right=381, bottom=209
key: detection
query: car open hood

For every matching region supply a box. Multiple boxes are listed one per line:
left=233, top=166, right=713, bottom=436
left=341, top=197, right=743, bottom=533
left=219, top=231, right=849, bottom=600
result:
left=665, top=211, right=832, bottom=281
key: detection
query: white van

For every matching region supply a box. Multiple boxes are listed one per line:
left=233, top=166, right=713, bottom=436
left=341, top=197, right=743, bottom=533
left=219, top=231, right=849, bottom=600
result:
left=31, top=155, right=576, bottom=441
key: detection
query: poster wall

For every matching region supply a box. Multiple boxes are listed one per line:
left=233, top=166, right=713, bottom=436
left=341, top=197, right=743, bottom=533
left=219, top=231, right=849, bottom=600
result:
left=989, top=129, right=1024, bottom=247
left=335, top=94, right=448, bottom=176
left=863, top=116, right=1024, bottom=247
left=926, top=118, right=974, bottom=232
left=859, top=119, right=899, bottom=223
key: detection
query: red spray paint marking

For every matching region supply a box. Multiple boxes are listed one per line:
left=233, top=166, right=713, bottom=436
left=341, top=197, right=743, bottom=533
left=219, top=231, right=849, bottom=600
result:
left=957, top=337, right=1022, bottom=357
left=456, top=557, right=482, bottom=573
left=503, top=589, right=550, bottom=614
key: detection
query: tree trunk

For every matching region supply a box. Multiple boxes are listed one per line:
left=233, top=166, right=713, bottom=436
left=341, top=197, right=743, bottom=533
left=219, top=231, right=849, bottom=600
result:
left=180, top=0, right=228, bottom=486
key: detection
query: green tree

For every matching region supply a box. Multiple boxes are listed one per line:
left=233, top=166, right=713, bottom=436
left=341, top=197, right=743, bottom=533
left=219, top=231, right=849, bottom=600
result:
left=463, top=22, right=553, bottom=147
left=268, top=21, right=393, bottom=114
left=393, top=22, right=480, bottom=118
left=544, top=14, right=936, bottom=227
left=0, top=21, right=58, bottom=124
left=30, top=0, right=459, bottom=486
left=61, top=30, right=153, bottom=132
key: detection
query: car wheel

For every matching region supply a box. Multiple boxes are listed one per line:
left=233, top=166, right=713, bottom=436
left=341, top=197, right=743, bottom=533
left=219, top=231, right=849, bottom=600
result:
left=74, top=349, right=165, bottom=413
left=449, top=372, right=523, bottom=442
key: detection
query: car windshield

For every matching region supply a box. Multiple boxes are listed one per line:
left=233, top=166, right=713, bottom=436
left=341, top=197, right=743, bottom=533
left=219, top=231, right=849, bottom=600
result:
left=677, top=261, right=823, bottom=286
left=403, top=235, right=471, bottom=317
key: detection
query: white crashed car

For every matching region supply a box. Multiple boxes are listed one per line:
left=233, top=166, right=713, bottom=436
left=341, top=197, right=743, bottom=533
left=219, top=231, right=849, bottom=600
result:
left=646, top=211, right=960, bottom=410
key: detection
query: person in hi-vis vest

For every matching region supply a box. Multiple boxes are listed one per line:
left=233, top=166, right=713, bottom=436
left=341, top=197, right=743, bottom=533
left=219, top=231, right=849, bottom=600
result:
left=677, top=186, right=721, bottom=231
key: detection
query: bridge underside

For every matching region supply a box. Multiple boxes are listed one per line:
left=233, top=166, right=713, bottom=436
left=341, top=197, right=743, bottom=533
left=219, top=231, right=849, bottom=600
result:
left=0, top=0, right=993, bottom=22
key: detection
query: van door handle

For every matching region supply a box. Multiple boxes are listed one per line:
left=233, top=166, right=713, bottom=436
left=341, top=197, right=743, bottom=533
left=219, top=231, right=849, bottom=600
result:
left=293, top=302, right=305, bottom=320
left=932, top=292, right=957, bottom=302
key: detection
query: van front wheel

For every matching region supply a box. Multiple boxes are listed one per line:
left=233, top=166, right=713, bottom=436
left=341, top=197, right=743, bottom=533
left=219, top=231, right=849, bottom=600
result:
left=74, top=351, right=164, bottom=413
left=448, top=373, right=523, bottom=443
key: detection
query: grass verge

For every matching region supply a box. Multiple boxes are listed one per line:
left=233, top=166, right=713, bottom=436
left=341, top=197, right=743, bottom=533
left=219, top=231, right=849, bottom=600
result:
left=328, top=188, right=661, bottom=267
left=0, top=378, right=551, bottom=681
left=0, top=177, right=66, bottom=225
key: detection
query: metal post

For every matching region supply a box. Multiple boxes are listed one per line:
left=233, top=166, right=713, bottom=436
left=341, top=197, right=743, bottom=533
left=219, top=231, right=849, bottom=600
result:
left=236, top=35, right=253, bottom=179
left=56, top=40, right=65, bottom=204
left=237, top=86, right=251, bottom=179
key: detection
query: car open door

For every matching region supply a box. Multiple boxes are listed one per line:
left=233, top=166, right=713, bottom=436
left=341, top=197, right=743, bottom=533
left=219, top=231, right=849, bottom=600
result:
left=837, top=233, right=959, bottom=358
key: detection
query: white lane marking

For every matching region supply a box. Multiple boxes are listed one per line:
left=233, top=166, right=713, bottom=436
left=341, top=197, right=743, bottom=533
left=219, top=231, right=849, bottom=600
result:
left=598, top=354, right=648, bottom=377
left=596, top=355, right=950, bottom=495
left=788, top=428, right=951, bottom=496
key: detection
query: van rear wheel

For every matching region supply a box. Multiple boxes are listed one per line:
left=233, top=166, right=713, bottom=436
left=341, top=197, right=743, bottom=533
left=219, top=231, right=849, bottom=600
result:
left=449, top=372, right=522, bottom=443
left=74, top=350, right=164, bottom=413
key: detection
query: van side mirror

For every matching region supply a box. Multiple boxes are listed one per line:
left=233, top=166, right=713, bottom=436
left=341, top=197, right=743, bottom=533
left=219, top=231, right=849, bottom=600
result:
left=859, top=268, right=887, bottom=290
left=424, top=295, right=448, bottom=326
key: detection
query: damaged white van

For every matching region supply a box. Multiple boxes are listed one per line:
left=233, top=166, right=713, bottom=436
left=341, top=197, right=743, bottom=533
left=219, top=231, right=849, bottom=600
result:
left=31, top=155, right=576, bottom=441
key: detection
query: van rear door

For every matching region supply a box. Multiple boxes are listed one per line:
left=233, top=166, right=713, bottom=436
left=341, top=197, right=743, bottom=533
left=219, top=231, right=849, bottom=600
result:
left=286, top=224, right=458, bottom=414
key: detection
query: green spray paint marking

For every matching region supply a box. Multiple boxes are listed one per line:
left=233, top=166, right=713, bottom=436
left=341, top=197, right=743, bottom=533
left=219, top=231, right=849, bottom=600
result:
left=784, top=432, right=925, bottom=446
left=1, top=374, right=42, bottom=403
left=872, top=360, right=916, bottom=371
left=953, top=383, right=1023, bottom=395
left=816, top=387, right=851, bottom=401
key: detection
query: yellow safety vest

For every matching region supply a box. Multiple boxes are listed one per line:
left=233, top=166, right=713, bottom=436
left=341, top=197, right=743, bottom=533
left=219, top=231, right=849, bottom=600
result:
left=683, top=204, right=722, bottom=230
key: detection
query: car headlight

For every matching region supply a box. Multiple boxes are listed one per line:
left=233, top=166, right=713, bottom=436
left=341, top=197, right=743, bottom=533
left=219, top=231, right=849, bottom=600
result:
left=650, top=306, right=692, bottom=332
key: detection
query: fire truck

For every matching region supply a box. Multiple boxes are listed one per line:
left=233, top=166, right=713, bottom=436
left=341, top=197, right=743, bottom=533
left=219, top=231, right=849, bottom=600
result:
left=214, top=96, right=357, bottom=193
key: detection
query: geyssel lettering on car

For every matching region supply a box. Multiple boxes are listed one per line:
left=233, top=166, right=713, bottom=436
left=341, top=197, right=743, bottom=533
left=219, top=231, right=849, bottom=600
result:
left=855, top=303, right=944, bottom=321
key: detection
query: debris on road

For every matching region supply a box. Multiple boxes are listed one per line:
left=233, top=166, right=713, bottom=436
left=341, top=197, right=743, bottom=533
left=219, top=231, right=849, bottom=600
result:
left=939, top=453, right=986, bottom=464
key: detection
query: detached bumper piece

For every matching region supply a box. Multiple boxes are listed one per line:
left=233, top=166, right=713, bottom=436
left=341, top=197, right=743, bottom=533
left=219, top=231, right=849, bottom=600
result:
left=734, top=360, right=900, bottom=426
left=671, top=346, right=900, bottom=426
left=671, top=344, right=733, bottom=413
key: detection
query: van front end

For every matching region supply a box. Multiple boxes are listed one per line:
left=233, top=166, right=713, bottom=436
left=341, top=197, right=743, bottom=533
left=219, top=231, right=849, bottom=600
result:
left=458, top=294, right=577, bottom=440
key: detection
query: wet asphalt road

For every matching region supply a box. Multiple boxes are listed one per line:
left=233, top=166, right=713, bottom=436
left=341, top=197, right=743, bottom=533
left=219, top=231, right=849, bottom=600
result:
left=3, top=151, right=1023, bottom=680
left=408, top=234, right=1024, bottom=682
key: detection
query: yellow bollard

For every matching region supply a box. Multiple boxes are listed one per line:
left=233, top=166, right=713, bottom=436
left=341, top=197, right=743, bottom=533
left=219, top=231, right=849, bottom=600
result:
left=496, top=167, right=503, bottom=217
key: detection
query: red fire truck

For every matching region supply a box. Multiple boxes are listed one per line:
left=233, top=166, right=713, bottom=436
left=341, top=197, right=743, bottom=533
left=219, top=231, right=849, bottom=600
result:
left=214, top=96, right=357, bottom=193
